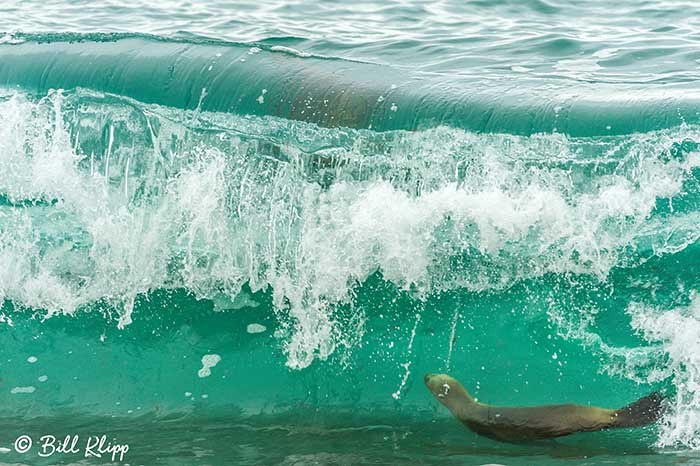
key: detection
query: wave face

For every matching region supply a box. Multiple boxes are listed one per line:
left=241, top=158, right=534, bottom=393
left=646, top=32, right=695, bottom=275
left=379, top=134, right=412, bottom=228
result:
left=2, top=84, right=700, bottom=451
left=2, top=35, right=700, bottom=137
left=2, top=9, right=700, bottom=456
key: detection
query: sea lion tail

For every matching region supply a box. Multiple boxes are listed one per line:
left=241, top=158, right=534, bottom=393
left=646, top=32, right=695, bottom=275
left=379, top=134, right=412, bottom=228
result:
left=612, top=391, right=665, bottom=428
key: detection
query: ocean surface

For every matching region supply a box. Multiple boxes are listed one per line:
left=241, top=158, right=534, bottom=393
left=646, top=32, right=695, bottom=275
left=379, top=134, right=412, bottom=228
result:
left=2, top=1, right=700, bottom=464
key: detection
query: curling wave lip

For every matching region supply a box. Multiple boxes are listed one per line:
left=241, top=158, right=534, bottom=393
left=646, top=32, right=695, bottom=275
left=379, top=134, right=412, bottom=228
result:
left=1, top=33, right=700, bottom=137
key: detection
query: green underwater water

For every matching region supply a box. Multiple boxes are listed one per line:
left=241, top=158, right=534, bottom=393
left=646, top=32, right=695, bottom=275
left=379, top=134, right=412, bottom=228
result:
left=2, top=1, right=700, bottom=464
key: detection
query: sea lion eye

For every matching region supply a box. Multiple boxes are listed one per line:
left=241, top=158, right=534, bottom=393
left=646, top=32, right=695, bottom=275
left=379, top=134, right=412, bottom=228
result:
left=438, top=383, right=451, bottom=398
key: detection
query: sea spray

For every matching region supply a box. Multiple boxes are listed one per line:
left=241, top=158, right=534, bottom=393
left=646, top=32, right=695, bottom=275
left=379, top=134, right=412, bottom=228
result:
left=2, top=89, right=700, bottom=449
left=2, top=90, right=700, bottom=364
left=629, top=295, right=700, bottom=449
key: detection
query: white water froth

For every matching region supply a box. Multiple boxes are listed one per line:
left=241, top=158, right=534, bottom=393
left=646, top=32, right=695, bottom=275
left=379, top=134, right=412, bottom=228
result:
left=10, top=386, right=36, bottom=394
left=629, top=295, right=700, bottom=449
left=212, top=290, right=260, bottom=312
left=198, top=354, right=222, bottom=378
left=0, top=90, right=699, bottom=379
left=549, top=288, right=700, bottom=450
left=247, top=323, right=267, bottom=334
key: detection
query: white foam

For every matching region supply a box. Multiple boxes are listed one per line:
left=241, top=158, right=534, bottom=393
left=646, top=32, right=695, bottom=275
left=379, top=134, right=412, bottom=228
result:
left=0, top=314, right=12, bottom=326
left=212, top=291, right=260, bottom=312
left=510, top=65, right=531, bottom=73
left=247, top=323, right=267, bottom=334
left=197, top=354, right=221, bottom=378
left=10, top=386, right=36, bottom=394
left=1, top=90, right=700, bottom=374
left=593, top=48, right=620, bottom=59
left=0, top=33, right=24, bottom=45
left=269, top=45, right=311, bottom=58
left=628, top=294, right=700, bottom=448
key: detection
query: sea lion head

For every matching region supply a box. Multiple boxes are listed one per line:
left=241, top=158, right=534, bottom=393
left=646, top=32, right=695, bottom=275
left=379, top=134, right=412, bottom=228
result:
left=424, top=373, right=475, bottom=412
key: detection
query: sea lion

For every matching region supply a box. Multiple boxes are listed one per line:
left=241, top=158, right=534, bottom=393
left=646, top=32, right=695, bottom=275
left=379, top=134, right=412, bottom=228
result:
left=424, top=373, right=664, bottom=443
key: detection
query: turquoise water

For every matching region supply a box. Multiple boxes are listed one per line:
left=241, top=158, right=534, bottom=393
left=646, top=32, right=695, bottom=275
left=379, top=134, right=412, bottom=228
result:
left=2, top=1, right=700, bottom=464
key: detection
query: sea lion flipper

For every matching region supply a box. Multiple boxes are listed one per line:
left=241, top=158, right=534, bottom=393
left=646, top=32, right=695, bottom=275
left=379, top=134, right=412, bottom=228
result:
left=612, top=391, right=665, bottom=428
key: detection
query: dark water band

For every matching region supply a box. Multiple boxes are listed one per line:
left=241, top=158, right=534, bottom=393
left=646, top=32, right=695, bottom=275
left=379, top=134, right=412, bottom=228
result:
left=1, top=34, right=699, bottom=136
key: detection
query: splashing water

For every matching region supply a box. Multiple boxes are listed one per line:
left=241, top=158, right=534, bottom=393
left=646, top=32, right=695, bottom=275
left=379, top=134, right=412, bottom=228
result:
left=628, top=294, right=700, bottom=448
left=3, top=86, right=700, bottom=450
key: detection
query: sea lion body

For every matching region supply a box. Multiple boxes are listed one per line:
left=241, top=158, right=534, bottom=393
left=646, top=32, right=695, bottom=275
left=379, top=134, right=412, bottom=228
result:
left=424, top=373, right=663, bottom=443
left=455, top=402, right=616, bottom=442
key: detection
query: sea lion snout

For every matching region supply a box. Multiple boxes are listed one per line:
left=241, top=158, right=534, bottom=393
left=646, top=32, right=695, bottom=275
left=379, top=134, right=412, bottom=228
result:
left=424, top=373, right=475, bottom=410
left=424, top=373, right=454, bottom=399
left=424, top=373, right=446, bottom=385
left=423, top=373, right=443, bottom=393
